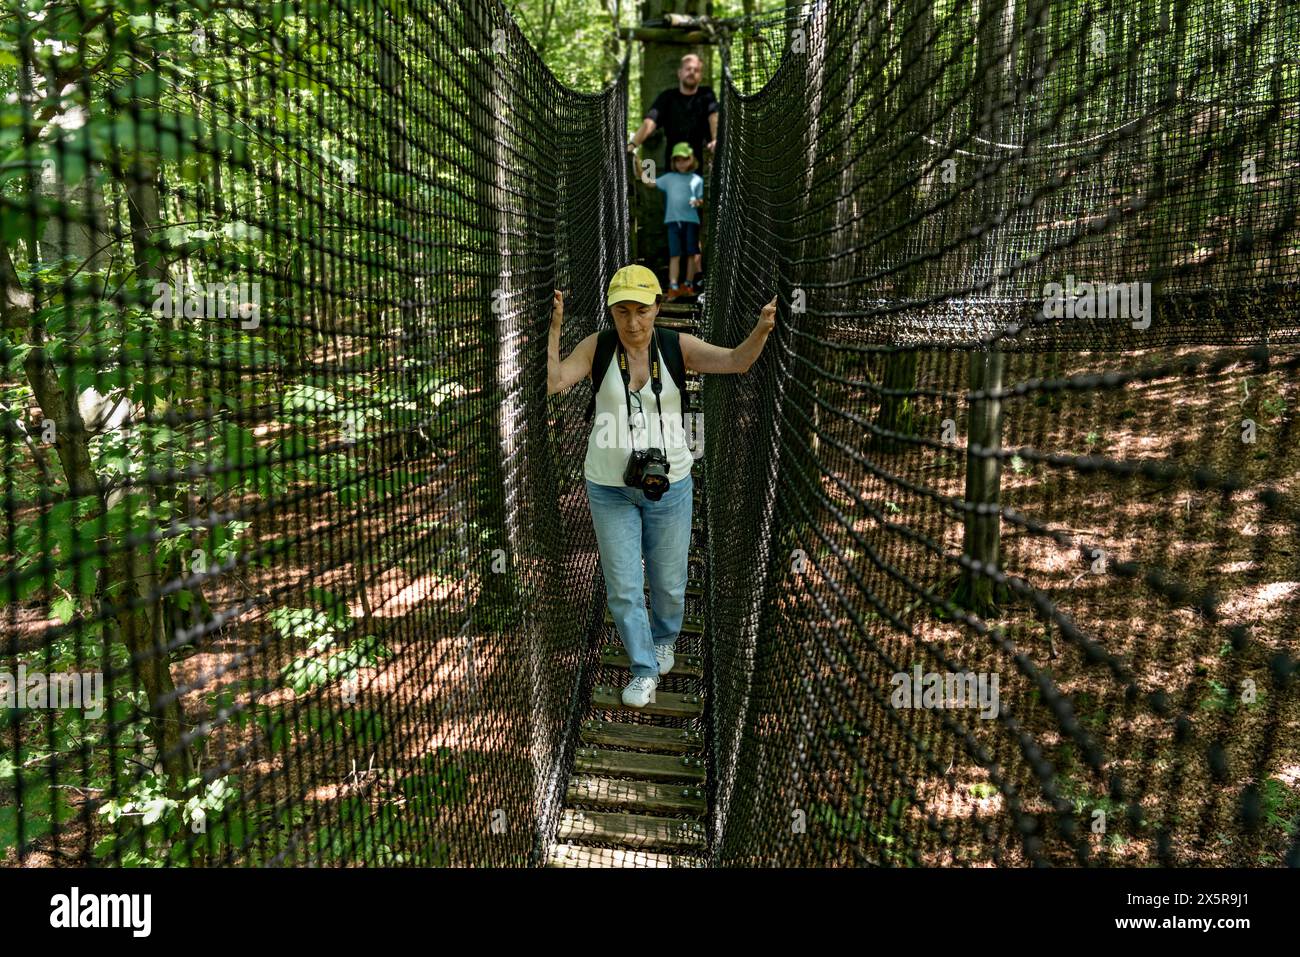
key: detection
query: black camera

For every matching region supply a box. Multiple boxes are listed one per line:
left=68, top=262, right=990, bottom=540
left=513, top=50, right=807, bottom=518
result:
left=624, top=447, right=671, bottom=500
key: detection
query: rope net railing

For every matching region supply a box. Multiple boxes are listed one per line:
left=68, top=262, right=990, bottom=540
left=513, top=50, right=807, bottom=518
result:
left=1, top=0, right=627, bottom=865
left=703, top=0, right=1299, bottom=865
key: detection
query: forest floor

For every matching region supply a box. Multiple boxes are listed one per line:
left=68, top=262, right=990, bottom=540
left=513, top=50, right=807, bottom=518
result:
left=797, top=341, right=1300, bottom=866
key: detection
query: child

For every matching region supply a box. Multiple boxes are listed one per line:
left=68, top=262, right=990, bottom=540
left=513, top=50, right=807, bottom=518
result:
left=648, top=142, right=704, bottom=299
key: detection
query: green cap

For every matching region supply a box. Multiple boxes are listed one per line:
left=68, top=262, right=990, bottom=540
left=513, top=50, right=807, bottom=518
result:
left=671, top=142, right=694, bottom=160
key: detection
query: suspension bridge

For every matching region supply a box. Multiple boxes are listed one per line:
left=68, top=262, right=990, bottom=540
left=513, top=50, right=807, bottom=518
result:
left=1, top=0, right=1298, bottom=868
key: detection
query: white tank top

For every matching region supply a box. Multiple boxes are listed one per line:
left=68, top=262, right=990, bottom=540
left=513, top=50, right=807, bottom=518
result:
left=584, top=342, right=695, bottom=487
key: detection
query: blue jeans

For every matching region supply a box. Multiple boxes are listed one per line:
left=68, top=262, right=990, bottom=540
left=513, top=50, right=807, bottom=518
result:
left=585, top=473, right=694, bottom=678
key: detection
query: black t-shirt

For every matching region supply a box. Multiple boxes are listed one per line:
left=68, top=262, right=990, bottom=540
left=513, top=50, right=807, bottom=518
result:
left=646, top=86, right=718, bottom=166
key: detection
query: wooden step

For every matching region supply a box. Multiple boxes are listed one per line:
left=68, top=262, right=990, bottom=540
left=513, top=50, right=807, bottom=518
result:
left=599, top=644, right=703, bottom=677
left=574, top=746, right=706, bottom=782
left=546, top=842, right=703, bottom=868
left=591, top=686, right=704, bottom=719
left=579, top=719, right=703, bottom=752
left=603, top=608, right=703, bottom=635
left=557, top=809, right=707, bottom=850
left=567, top=774, right=706, bottom=816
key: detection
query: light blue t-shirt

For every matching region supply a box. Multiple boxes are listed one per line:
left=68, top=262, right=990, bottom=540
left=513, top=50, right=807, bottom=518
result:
left=656, top=171, right=703, bottom=224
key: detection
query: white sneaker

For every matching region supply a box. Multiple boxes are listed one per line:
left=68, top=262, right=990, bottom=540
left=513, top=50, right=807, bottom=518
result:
left=622, top=675, right=659, bottom=708
left=655, top=642, right=676, bottom=676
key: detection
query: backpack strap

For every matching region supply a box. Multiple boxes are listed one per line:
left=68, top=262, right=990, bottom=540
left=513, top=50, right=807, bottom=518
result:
left=584, top=328, right=620, bottom=424
left=654, top=327, right=691, bottom=427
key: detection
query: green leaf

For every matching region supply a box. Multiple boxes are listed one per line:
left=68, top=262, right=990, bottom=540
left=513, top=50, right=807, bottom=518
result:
left=50, top=595, right=77, bottom=624
left=220, top=220, right=262, bottom=242
left=141, top=797, right=172, bottom=826
left=282, top=384, right=338, bottom=414
left=267, top=607, right=333, bottom=643
left=75, top=554, right=103, bottom=597
left=308, top=587, right=352, bottom=628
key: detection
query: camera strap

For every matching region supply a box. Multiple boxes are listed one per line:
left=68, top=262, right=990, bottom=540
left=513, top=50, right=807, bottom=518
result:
left=615, top=329, right=665, bottom=452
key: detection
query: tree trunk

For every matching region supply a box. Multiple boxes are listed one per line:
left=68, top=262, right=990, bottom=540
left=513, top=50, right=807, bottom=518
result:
left=956, top=348, right=1005, bottom=614
left=466, top=2, right=518, bottom=613
left=2, top=243, right=194, bottom=790
left=118, top=149, right=196, bottom=789
left=955, top=0, right=1020, bottom=615
left=8, top=37, right=194, bottom=787
left=872, top=0, right=931, bottom=453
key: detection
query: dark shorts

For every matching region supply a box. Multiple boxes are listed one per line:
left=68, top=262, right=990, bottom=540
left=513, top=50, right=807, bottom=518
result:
left=666, top=220, right=701, bottom=258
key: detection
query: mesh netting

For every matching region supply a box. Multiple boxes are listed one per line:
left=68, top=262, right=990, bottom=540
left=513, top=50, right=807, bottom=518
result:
left=2, top=0, right=627, bottom=866
left=705, top=0, right=1299, bottom=866
left=1, top=0, right=1297, bottom=868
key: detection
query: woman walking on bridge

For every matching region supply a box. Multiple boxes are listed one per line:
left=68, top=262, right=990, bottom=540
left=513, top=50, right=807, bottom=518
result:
left=547, top=265, right=776, bottom=707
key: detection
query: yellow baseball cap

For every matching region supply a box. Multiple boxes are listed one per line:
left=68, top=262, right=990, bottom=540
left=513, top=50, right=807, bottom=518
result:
left=606, top=264, right=662, bottom=306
